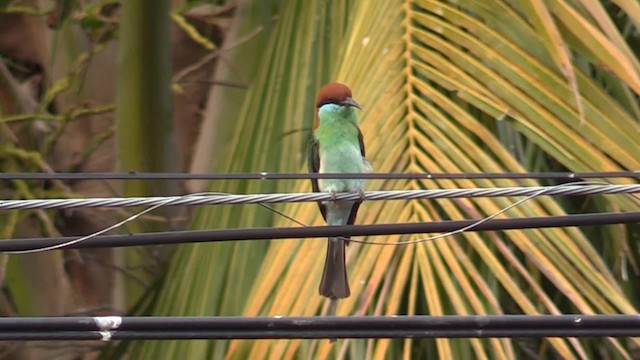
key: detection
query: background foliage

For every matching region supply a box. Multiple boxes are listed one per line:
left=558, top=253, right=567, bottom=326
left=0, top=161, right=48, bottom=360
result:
left=0, top=0, right=639, bottom=359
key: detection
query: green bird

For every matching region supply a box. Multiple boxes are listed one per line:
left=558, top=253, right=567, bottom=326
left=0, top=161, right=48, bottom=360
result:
left=309, top=83, right=370, bottom=303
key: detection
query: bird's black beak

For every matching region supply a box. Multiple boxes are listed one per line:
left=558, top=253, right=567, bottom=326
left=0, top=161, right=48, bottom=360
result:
left=340, top=97, right=362, bottom=110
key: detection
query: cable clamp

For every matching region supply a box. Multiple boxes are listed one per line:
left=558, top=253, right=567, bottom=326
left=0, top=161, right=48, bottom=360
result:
left=93, top=316, right=122, bottom=341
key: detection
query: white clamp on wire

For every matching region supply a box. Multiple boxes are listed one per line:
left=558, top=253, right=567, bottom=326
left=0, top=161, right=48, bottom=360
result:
left=93, top=316, right=123, bottom=341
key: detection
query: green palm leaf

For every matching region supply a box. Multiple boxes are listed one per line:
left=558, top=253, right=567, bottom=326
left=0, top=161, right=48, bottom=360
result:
left=132, top=1, right=640, bottom=358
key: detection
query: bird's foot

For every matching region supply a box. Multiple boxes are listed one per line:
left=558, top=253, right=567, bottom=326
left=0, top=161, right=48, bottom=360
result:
left=356, top=188, right=366, bottom=202
left=329, top=190, right=338, bottom=201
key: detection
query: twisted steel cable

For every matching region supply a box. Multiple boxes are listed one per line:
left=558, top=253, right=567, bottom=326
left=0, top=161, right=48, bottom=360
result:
left=0, top=184, right=638, bottom=210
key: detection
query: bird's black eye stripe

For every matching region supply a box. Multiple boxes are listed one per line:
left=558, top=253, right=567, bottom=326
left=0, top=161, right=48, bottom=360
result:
left=317, top=98, right=337, bottom=107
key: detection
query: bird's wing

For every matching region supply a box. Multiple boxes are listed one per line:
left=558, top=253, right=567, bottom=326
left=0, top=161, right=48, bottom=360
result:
left=308, top=135, right=327, bottom=221
left=346, top=128, right=367, bottom=227
left=359, top=127, right=372, bottom=172
left=358, top=128, right=366, bottom=158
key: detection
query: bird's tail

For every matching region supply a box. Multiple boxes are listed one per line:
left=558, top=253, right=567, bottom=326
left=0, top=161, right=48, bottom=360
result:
left=319, top=237, right=350, bottom=299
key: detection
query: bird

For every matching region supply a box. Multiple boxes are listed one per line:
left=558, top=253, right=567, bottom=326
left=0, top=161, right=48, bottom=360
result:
left=308, top=83, right=370, bottom=306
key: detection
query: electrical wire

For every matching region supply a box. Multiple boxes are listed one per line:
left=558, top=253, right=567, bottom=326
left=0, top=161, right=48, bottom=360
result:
left=1, top=184, right=638, bottom=210
left=0, top=171, right=638, bottom=181
left=0, top=315, right=638, bottom=340
left=2, top=182, right=638, bottom=254
left=2, top=211, right=638, bottom=252
left=0, top=173, right=637, bottom=342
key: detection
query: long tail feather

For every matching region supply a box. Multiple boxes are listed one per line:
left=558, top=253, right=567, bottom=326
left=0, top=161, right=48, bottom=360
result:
left=319, top=237, right=350, bottom=298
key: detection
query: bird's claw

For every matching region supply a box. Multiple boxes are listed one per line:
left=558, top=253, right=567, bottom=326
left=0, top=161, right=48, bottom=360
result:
left=356, top=188, right=366, bottom=202
left=329, top=190, right=337, bottom=201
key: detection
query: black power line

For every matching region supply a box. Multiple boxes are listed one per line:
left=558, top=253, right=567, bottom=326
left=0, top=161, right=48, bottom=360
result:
left=0, top=315, right=638, bottom=340
left=2, top=211, right=638, bottom=252
left=0, top=171, right=638, bottom=181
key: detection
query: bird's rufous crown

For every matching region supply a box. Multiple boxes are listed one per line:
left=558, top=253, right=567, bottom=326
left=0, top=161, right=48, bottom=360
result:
left=315, top=83, right=354, bottom=108
left=314, top=83, right=358, bottom=128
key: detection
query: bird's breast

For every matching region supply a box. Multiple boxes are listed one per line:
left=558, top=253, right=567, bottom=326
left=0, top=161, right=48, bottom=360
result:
left=318, top=141, right=367, bottom=193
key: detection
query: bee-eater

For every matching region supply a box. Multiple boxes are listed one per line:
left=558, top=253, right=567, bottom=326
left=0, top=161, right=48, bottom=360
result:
left=308, top=83, right=370, bottom=302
